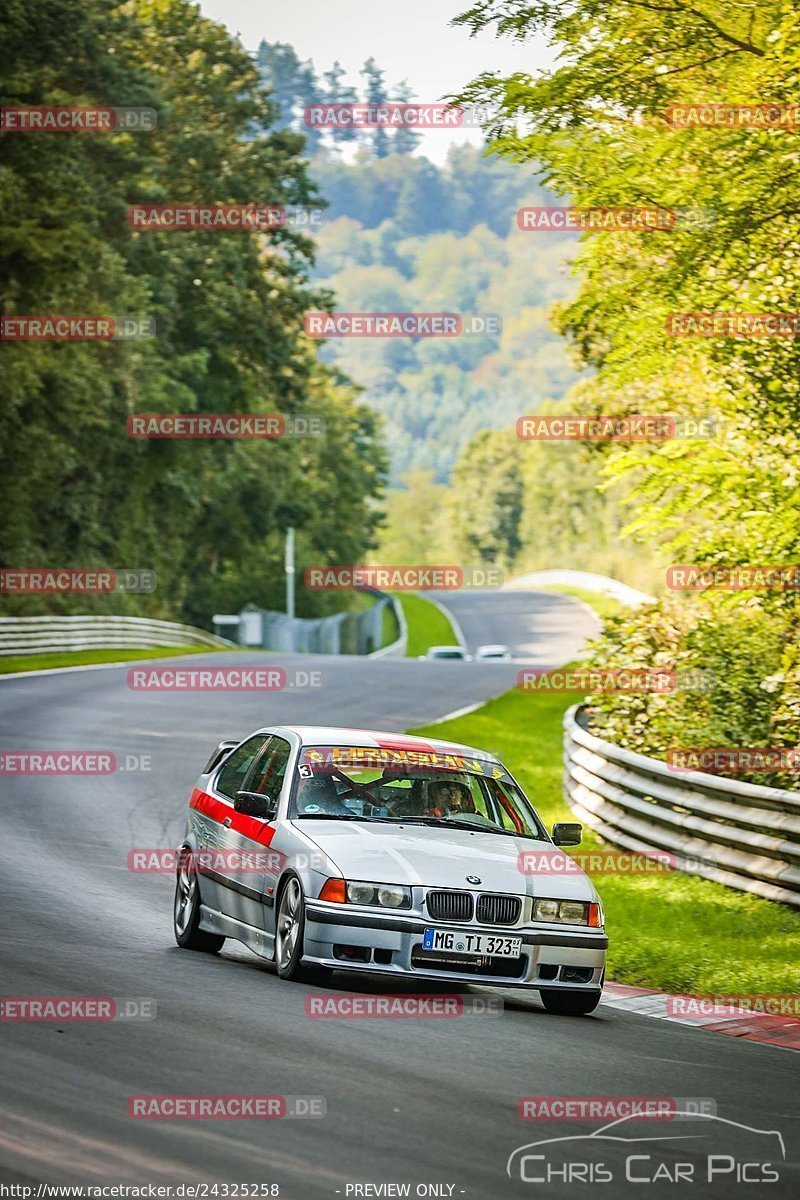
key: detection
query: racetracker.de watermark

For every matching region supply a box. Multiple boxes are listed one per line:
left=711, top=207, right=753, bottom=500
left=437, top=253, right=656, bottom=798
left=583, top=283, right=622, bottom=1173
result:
left=519, top=668, right=677, bottom=693
left=304, top=312, right=500, bottom=338
left=0, top=751, right=152, bottom=774
left=305, top=994, right=503, bottom=1018
left=665, top=103, right=800, bottom=129
left=1, top=316, right=155, bottom=340
left=517, top=850, right=678, bottom=876
left=516, top=415, right=724, bottom=441
left=667, top=994, right=800, bottom=1018
left=127, top=414, right=324, bottom=438
left=304, top=102, right=497, bottom=129
left=667, top=313, right=800, bottom=337
left=667, top=747, right=800, bottom=774
left=128, top=1095, right=325, bottom=1119
left=518, top=1097, right=717, bottom=1122
left=1, top=751, right=114, bottom=775
left=305, top=565, right=502, bottom=590
left=129, top=848, right=329, bottom=874
left=517, top=415, right=674, bottom=441
left=127, top=204, right=323, bottom=230
left=1, top=996, right=156, bottom=1021
left=517, top=207, right=680, bottom=232
left=1, top=568, right=155, bottom=593
left=1, top=107, right=157, bottom=131
left=667, top=564, right=800, bottom=590
left=127, top=667, right=323, bottom=691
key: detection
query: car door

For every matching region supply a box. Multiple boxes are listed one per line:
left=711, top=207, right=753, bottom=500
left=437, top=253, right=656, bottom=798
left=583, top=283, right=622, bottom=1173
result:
left=201, top=735, right=292, bottom=933
left=192, top=734, right=267, bottom=917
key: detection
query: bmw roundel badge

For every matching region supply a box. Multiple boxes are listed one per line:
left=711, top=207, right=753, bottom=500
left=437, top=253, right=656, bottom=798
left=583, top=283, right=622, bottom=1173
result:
left=466, top=875, right=482, bottom=885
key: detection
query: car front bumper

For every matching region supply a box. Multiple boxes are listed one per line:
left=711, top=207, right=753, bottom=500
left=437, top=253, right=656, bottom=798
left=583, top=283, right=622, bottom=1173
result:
left=304, top=901, right=607, bottom=990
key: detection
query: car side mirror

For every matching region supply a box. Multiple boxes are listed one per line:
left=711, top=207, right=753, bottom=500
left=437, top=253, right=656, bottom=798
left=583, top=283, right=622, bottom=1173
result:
left=552, top=821, right=582, bottom=846
left=235, top=790, right=277, bottom=821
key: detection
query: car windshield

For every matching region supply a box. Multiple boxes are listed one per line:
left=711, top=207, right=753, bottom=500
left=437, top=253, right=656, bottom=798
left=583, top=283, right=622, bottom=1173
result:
left=289, top=745, right=548, bottom=839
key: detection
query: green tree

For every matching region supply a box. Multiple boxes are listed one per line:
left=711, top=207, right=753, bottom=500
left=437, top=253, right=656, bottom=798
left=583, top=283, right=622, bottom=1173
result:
left=451, top=0, right=800, bottom=765
left=392, top=79, right=422, bottom=156
left=449, top=430, right=523, bottom=567
left=360, top=57, right=390, bottom=159
left=0, top=0, right=387, bottom=624
left=374, top=471, right=456, bottom=564
left=322, top=61, right=359, bottom=146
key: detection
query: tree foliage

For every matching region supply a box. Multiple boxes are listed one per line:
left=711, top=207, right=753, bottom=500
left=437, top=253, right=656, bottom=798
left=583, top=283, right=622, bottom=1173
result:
left=451, top=0, right=800, bottom=774
left=0, top=0, right=386, bottom=623
left=311, top=147, right=580, bottom=480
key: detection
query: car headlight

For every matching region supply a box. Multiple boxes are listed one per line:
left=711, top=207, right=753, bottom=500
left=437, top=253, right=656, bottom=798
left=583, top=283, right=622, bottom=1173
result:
left=345, top=881, right=412, bottom=909
left=533, top=898, right=602, bottom=927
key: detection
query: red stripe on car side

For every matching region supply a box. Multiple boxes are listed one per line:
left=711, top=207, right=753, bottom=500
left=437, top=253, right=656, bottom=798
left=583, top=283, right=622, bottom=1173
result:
left=189, top=787, right=276, bottom=845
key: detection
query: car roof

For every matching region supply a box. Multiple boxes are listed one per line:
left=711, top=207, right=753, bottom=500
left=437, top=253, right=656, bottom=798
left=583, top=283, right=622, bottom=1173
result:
left=477, top=644, right=509, bottom=653
left=253, top=725, right=501, bottom=762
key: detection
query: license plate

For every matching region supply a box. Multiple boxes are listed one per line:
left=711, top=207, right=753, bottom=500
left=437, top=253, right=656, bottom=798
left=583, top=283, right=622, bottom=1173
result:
left=422, top=927, right=521, bottom=958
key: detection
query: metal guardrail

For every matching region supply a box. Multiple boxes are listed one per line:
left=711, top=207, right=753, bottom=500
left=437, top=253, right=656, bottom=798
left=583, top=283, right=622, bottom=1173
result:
left=368, top=594, right=407, bottom=659
left=0, top=615, right=231, bottom=656
left=563, top=704, right=800, bottom=909
left=213, top=590, right=401, bottom=656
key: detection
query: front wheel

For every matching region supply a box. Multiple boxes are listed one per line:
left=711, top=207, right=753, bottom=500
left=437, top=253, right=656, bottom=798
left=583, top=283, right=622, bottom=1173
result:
left=173, top=848, right=225, bottom=953
left=275, top=875, right=311, bottom=980
left=539, top=988, right=602, bottom=1016
left=274, top=875, right=331, bottom=982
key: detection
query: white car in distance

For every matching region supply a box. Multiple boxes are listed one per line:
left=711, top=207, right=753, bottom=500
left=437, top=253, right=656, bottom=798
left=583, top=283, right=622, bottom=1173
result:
left=476, top=644, right=512, bottom=661
left=421, top=646, right=472, bottom=661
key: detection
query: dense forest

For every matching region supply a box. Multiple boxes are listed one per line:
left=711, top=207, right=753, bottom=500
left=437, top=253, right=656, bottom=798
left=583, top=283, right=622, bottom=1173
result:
left=0, top=4, right=386, bottom=625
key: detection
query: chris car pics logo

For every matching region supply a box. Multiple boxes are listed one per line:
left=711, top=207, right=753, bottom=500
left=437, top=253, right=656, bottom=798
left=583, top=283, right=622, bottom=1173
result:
left=507, top=1112, right=785, bottom=1186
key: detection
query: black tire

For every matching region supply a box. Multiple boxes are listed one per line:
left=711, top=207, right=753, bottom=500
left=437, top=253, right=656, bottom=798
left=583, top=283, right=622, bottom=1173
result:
left=274, top=874, right=311, bottom=980
left=539, top=988, right=602, bottom=1016
left=274, top=874, right=331, bottom=982
left=173, top=848, right=225, bottom=953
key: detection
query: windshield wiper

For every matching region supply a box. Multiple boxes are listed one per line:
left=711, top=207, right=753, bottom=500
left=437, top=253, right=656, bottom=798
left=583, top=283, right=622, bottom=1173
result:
left=384, top=816, right=513, bottom=835
left=293, top=812, right=382, bottom=822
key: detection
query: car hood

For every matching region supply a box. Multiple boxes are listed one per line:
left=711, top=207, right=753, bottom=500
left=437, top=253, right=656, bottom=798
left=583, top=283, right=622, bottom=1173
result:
left=290, top=820, right=597, bottom=900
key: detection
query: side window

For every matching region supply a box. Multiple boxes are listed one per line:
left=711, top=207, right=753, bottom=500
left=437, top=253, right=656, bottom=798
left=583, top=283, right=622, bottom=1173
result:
left=466, top=775, right=489, bottom=817
left=215, top=736, right=267, bottom=801
left=246, top=737, right=292, bottom=806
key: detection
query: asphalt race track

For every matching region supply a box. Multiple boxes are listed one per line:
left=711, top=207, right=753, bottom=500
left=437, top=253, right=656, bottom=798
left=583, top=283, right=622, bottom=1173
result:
left=426, top=587, right=600, bottom=662
left=0, top=591, right=797, bottom=1197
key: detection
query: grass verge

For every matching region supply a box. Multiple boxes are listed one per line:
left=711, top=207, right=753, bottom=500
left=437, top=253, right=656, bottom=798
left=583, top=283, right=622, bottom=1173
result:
left=536, top=584, right=627, bottom=623
left=391, top=593, right=459, bottom=658
left=0, top=644, right=218, bottom=675
left=380, top=599, right=400, bottom=649
left=411, top=683, right=800, bottom=994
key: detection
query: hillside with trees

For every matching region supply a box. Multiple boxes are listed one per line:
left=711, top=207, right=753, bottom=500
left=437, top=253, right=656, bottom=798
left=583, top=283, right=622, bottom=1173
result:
left=256, top=43, right=581, bottom=482
left=255, top=40, right=645, bottom=587
left=0, top=2, right=386, bottom=625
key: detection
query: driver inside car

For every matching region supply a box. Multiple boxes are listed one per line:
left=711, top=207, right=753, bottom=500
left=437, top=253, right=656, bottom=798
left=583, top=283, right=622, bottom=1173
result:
left=423, top=778, right=477, bottom=818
